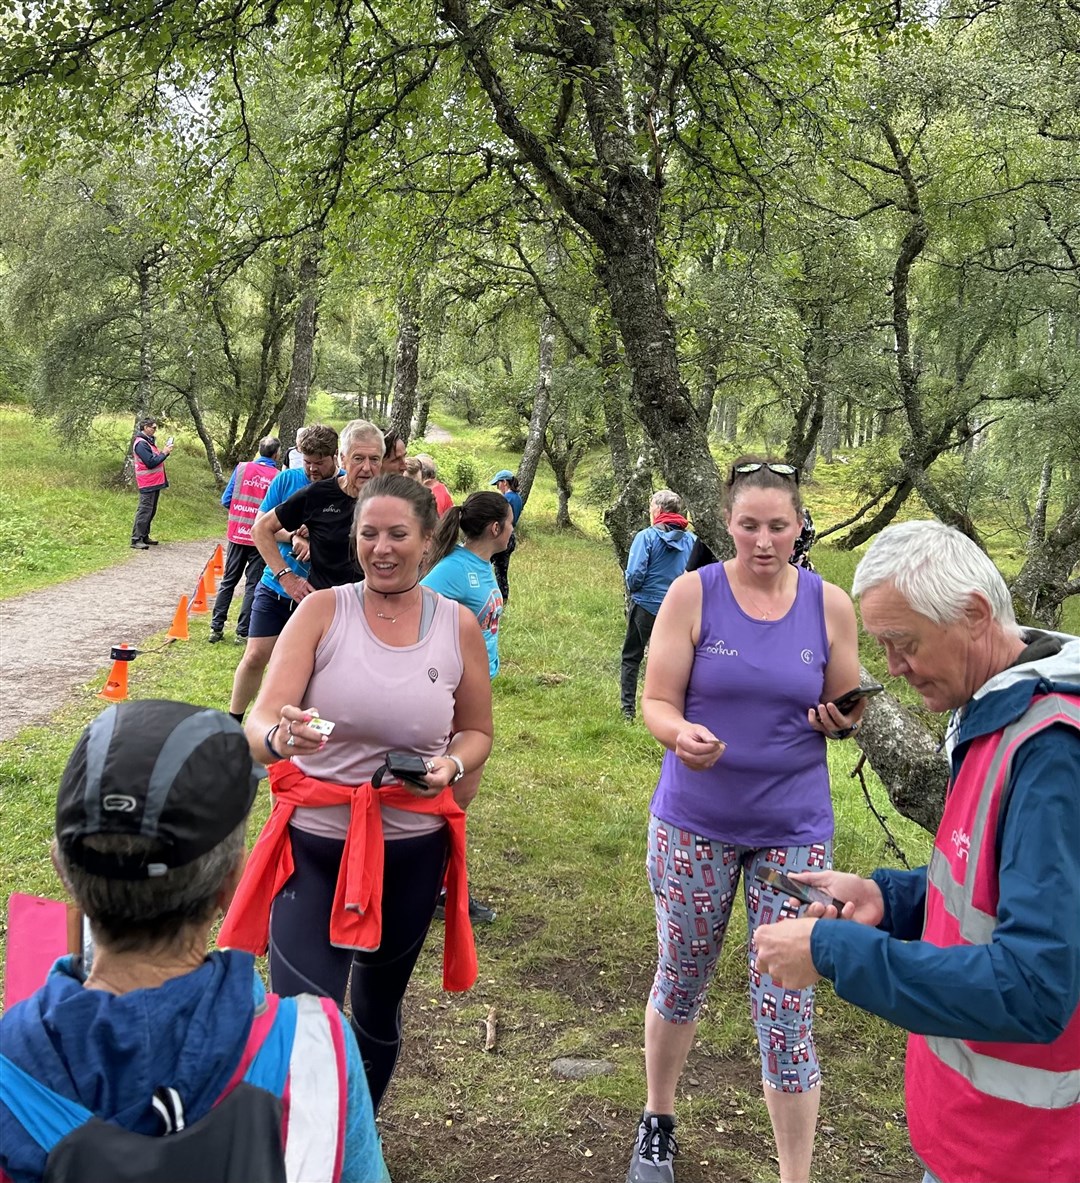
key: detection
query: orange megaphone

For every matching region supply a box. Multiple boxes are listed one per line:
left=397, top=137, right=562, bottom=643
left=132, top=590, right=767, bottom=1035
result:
left=190, top=573, right=210, bottom=614
left=98, top=644, right=134, bottom=702
left=168, top=595, right=190, bottom=640
left=211, top=544, right=225, bottom=577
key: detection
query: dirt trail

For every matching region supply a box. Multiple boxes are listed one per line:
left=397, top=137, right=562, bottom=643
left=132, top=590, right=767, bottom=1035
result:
left=0, top=540, right=228, bottom=742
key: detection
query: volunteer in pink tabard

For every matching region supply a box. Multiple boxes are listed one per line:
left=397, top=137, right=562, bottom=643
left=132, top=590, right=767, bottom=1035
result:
left=130, top=417, right=174, bottom=549
left=210, top=435, right=281, bottom=643
left=625, top=457, right=864, bottom=1183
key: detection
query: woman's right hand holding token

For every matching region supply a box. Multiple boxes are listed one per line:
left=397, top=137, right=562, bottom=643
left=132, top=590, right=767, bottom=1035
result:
left=675, top=724, right=725, bottom=770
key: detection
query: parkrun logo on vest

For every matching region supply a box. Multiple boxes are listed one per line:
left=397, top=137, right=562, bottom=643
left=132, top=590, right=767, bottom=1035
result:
left=951, top=827, right=971, bottom=861
left=703, top=639, right=739, bottom=657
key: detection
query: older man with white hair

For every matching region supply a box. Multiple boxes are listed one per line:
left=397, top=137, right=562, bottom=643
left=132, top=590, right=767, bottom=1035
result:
left=754, top=520, right=1080, bottom=1183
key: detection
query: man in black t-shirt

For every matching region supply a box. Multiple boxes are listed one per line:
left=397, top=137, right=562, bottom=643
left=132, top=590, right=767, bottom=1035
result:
left=249, top=420, right=384, bottom=596
left=274, top=476, right=361, bottom=588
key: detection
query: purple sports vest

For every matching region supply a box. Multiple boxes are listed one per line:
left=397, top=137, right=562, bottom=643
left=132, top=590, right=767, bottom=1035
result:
left=649, top=563, right=833, bottom=847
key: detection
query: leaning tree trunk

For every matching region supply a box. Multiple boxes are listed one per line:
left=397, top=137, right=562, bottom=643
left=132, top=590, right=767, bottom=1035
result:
left=279, top=243, right=321, bottom=450
left=604, top=449, right=653, bottom=572
left=443, top=0, right=727, bottom=555
left=182, top=369, right=225, bottom=487
left=518, top=305, right=556, bottom=505
left=120, top=252, right=157, bottom=486
left=856, top=675, right=950, bottom=834
left=1010, top=488, right=1080, bottom=629
left=390, top=283, right=420, bottom=442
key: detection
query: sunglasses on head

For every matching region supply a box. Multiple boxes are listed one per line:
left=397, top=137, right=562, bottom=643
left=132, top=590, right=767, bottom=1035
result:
left=731, top=461, right=799, bottom=485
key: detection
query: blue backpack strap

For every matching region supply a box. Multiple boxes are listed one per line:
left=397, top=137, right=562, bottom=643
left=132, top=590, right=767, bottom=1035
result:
left=242, top=996, right=297, bottom=1098
left=0, top=1054, right=92, bottom=1153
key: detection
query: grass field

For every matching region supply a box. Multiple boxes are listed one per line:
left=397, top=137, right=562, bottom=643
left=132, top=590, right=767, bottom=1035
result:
left=0, top=404, right=1074, bottom=1182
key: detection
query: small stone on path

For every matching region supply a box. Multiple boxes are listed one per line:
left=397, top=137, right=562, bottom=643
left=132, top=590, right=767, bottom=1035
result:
left=550, top=1057, right=616, bottom=1080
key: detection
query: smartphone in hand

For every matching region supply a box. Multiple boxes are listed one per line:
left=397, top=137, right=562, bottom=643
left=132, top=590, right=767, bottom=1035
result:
left=166, top=436, right=175, bottom=447
left=830, top=683, right=884, bottom=715
left=755, top=867, right=847, bottom=914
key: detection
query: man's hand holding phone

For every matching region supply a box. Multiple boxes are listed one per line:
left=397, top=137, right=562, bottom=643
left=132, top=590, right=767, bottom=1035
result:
left=787, top=870, right=885, bottom=925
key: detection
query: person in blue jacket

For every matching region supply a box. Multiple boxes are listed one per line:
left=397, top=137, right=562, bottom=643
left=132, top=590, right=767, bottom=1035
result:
left=754, top=521, right=1080, bottom=1183
left=620, top=489, right=695, bottom=719
left=0, top=699, right=388, bottom=1183
left=489, top=470, right=522, bottom=602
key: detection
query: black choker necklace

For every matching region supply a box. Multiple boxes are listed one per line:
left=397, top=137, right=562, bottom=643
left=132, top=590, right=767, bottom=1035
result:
left=373, top=579, right=420, bottom=599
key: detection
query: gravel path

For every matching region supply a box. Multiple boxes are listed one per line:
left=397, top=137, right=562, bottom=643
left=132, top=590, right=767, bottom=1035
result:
left=0, top=540, right=230, bottom=741
left=0, top=426, right=457, bottom=743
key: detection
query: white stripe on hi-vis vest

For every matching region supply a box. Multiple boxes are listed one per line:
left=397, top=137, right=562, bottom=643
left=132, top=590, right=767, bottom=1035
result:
left=925, top=1035, right=1080, bottom=1110
left=285, top=995, right=341, bottom=1183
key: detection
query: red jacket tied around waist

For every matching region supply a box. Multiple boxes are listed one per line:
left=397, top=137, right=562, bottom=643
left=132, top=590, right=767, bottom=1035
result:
left=219, top=761, right=477, bottom=992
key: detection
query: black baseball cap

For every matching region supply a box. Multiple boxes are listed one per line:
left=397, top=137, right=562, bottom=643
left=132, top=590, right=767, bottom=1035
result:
left=56, top=700, right=261, bottom=880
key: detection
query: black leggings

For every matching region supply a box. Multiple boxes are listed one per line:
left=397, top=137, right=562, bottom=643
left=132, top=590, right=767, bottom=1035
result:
left=268, top=825, right=448, bottom=1111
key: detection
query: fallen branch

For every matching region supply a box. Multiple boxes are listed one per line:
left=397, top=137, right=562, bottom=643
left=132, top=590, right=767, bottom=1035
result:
left=483, top=1006, right=497, bottom=1053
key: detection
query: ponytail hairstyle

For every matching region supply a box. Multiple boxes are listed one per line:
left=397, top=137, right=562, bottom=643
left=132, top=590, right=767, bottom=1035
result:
left=423, top=491, right=511, bottom=574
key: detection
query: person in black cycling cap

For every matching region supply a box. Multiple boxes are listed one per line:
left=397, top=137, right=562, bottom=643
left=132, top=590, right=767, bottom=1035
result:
left=0, top=699, right=387, bottom=1183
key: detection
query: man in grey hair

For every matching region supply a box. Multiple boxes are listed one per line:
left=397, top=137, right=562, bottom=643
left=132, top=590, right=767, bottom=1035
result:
left=620, top=490, right=695, bottom=720
left=754, top=520, right=1080, bottom=1183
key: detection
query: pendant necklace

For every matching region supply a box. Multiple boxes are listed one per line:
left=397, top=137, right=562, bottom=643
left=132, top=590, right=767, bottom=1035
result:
left=372, top=582, right=420, bottom=623
left=737, top=570, right=787, bottom=620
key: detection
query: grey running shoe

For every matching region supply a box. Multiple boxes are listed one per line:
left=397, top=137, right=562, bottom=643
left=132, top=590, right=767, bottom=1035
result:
left=208, top=630, right=225, bottom=643
left=627, top=1114, right=677, bottom=1183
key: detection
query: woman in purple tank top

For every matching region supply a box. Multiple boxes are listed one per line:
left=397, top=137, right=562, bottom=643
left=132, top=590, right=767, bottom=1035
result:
left=625, top=458, right=865, bottom=1183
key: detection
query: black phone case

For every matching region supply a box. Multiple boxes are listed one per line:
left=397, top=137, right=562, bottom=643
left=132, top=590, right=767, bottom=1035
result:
left=385, top=750, right=429, bottom=788
left=831, top=684, right=884, bottom=714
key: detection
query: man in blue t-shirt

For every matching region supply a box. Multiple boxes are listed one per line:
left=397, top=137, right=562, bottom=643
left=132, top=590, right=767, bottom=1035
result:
left=227, top=425, right=339, bottom=722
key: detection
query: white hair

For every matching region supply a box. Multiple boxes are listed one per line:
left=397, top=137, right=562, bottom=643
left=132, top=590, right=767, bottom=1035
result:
left=651, top=489, right=683, bottom=514
left=339, top=418, right=383, bottom=454
left=852, top=520, right=1020, bottom=634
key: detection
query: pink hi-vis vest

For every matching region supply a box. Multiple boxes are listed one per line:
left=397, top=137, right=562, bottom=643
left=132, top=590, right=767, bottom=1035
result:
left=227, top=462, right=276, bottom=545
left=906, top=692, right=1080, bottom=1183
left=225, top=989, right=349, bottom=1182
left=133, top=440, right=167, bottom=490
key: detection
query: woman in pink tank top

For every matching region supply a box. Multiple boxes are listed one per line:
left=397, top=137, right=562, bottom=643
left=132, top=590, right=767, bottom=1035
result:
left=232, top=474, right=494, bottom=1122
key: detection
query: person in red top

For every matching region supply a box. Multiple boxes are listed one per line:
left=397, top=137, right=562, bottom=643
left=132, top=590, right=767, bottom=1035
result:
left=416, top=454, right=454, bottom=515
left=210, top=436, right=281, bottom=643
left=130, top=417, right=173, bottom=549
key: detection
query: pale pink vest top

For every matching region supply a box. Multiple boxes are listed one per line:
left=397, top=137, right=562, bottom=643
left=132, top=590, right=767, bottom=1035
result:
left=290, top=583, right=462, bottom=840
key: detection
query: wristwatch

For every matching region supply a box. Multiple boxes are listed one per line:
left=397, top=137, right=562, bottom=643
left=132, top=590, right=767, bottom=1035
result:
left=447, top=754, right=465, bottom=784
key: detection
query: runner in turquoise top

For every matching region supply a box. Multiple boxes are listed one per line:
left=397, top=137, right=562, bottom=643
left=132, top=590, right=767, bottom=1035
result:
left=422, top=545, right=503, bottom=678
left=420, top=490, right=515, bottom=926
left=421, top=491, right=513, bottom=680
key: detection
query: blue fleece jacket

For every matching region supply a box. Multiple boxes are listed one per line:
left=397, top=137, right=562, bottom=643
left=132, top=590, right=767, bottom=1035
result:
left=624, top=523, right=696, bottom=615
left=0, top=951, right=386, bottom=1183
left=810, top=632, right=1080, bottom=1044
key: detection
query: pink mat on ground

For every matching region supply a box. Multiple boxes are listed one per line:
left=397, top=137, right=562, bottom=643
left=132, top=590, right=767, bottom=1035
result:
left=4, top=893, right=70, bottom=1011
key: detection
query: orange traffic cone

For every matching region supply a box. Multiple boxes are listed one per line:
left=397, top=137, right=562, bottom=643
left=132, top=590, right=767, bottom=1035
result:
left=167, top=595, right=190, bottom=640
left=190, top=573, right=210, bottom=614
left=202, top=562, right=217, bottom=595
left=98, top=645, right=134, bottom=702
left=211, top=544, right=225, bottom=577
